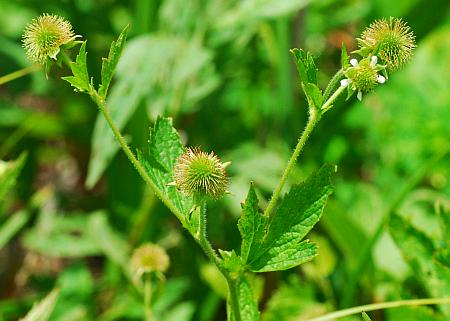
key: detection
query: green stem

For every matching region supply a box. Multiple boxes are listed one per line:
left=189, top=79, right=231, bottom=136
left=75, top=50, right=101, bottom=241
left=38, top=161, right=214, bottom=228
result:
left=323, top=69, right=344, bottom=102
left=264, top=82, right=346, bottom=218
left=89, top=90, right=186, bottom=227
left=341, top=147, right=450, bottom=307
left=321, top=85, right=346, bottom=114
left=226, top=277, right=242, bottom=321
left=306, top=297, right=450, bottom=321
left=196, top=201, right=221, bottom=267
left=143, top=275, right=154, bottom=321
left=0, top=64, right=41, bottom=85
left=264, top=109, right=320, bottom=217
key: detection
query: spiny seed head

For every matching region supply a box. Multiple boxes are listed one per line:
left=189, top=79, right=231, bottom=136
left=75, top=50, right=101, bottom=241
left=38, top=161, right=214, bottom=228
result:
left=22, top=14, right=77, bottom=64
left=359, top=17, right=415, bottom=72
left=131, top=243, right=170, bottom=274
left=174, top=148, right=228, bottom=199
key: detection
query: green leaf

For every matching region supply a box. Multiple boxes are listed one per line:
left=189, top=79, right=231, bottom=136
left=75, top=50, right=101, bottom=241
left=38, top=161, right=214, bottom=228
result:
left=238, top=184, right=268, bottom=263
left=229, top=276, right=259, bottom=321
left=341, top=43, right=350, bottom=69
left=62, top=41, right=90, bottom=93
left=290, top=48, right=317, bottom=85
left=98, top=25, right=129, bottom=99
left=361, top=312, right=372, bottom=321
left=390, top=214, right=450, bottom=306
left=303, top=83, right=323, bottom=110
left=137, top=117, right=192, bottom=215
left=0, top=209, right=30, bottom=249
left=19, top=289, right=59, bottom=321
left=0, top=152, right=27, bottom=202
left=247, top=164, right=335, bottom=272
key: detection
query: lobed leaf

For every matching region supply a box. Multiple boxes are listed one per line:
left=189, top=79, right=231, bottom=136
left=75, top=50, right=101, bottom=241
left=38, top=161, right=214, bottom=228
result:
left=290, top=48, right=318, bottom=85
left=98, top=25, right=129, bottom=99
left=137, top=117, right=193, bottom=215
left=62, top=42, right=90, bottom=93
left=247, top=164, right=335, bottom=272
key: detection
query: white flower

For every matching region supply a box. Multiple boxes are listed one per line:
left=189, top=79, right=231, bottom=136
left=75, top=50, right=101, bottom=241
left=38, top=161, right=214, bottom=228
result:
left=357, top=91, right=363, bottom=101
left=377, top=75, right=386, bottom=83
left=370, top=55, right=378, bottom=66
left=340, top=79, right=350, bottom=88
left=350, top=58, right=358, bottom=67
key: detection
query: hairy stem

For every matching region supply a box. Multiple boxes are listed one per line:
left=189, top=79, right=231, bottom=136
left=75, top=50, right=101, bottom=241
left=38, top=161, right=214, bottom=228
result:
left=196, top=202, right=221, bottom=266
left=264, top=83, right=346, bottom=218
left=342, top=147, right=450, bottom=306
left=264, top=108, right=320, bottom=217
left=323, top=69, right=344, bottom=102
left=89, top=90, right=186, bottom=227
left=306, top=297, right=450, bottom=321
left=0, top=64, right=41, bottom=85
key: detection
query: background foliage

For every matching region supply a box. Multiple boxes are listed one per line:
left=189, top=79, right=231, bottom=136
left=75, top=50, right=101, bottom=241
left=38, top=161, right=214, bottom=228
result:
left=1, top=0, right=449, bottom=320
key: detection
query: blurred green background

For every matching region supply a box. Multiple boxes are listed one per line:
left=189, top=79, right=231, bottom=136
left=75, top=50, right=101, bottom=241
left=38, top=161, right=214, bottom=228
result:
left=1, top=0, right=450, bottom=320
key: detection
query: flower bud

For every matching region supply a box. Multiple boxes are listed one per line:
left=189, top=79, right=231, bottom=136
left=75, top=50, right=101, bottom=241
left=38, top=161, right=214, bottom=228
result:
left=358, top=17, right=415, bottom=72
left=131, top=243, right=170, bottom=275
left=22, top=14, right=78, bottom=64
left=174, top=148, right=229, bottom=199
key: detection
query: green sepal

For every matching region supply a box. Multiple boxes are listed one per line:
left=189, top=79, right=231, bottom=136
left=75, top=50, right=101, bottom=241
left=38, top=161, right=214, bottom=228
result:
left=341, top=43, right=350, bottom=69
left=62, top=41, right=91, bottom=93
left=98, top=25, right=130, bottom=99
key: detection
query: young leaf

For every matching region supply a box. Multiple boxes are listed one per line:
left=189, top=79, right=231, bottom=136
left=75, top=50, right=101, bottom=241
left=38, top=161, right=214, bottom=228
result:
left=98, top=25, right=130, bottom=99
left=290, top=48, right=318, bottom=85
left=19, top=289, right=59, bottom=321
left=238, top=184, right=268, bottom=263
left=361, top=312, right=372, bottom=321
left=137, top=117, right=192, bottom=215
left=62, top=41, right=90, bottom=93
left=341, top=43, right=350, bottom=69
left=247, top=164, right=335, bottom=272
left=0, top=152, right=27, bottom=202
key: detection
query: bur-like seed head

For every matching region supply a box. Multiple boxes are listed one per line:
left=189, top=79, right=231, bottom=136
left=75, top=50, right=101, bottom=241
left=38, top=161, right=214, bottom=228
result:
left=359, top=17, right=415, bottom=71
left=22, top=14, right=77, bottom=64
left=174, top=148, right=228, bottom=198
left=131, top=243, right=170, bottom=274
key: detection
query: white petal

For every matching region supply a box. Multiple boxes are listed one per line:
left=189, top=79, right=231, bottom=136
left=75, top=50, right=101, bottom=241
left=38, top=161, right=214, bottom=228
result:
left=377, top=75, right=386, bottom=83
left=340, top=79, right=350, bottom=88
left=357, top=91, right=363, bottom=101
left=371, top=56, right=378, bottom=65
left=350, top=59, right=358, bottom=67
